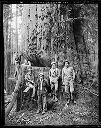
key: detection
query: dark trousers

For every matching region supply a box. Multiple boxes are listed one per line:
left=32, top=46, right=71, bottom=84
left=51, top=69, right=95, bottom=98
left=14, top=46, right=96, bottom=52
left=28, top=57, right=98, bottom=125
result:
left=37, top=92, right=47, bottom=111
left=21, top=88, right=33, bottom=109
left=64, top=86, right=75, bottom=101
left=60, top=85, right=70, bottom=100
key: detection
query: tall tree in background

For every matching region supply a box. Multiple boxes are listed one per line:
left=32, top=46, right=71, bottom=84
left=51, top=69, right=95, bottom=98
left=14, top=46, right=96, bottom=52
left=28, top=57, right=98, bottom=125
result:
left=16, top=4, right=18, bottom=53
left=3, top=4, right=98, bottom=93
left=3, top=4, right=10, bottom=92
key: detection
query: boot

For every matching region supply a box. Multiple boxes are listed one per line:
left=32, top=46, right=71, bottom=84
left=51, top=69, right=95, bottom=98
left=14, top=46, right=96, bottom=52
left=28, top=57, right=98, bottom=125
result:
left=36, top=109, right=40, bottom=114
left=42, top=96, right=47, bottom=113
left=52, top=94, right=55, bottom=101
left=42, top=109, right=45, bottom=115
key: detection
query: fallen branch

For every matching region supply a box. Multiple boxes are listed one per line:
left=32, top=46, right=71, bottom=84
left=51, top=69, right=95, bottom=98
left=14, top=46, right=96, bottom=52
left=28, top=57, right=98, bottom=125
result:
left=83, top=86, right=98, bottom=97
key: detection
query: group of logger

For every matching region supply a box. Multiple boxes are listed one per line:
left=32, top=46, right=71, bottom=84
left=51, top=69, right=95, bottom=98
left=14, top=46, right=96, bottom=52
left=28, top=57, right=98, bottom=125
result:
left=5, top=55, right=76, bottom=117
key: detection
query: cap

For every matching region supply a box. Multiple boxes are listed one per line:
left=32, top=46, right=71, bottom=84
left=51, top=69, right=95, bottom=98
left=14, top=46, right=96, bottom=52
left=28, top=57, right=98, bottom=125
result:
left=51, top=61, right=56, bottom=65
left=39, top=72, right=44, bottom=76
left=64, top=59, right=69, bottom=63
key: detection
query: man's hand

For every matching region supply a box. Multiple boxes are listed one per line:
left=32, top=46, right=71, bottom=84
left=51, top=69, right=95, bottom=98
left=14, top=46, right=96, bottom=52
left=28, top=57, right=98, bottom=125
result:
left=13, top=83, right=19, bottom=93
left=51, top=82, right=54, bottom=89
left=62, top=78, right=64, bottom=85
left=27, top=80, right=34, bottom=84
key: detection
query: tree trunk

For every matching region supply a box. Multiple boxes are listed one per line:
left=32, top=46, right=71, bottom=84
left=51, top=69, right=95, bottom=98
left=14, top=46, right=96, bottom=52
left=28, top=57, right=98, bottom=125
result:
left=16, top=4, right=18, bottom=53
left=5, top=92, right=18, bottom=117
left=5, top=72, right=22, bottom=117
left=5, top=17, right=8, bottom=92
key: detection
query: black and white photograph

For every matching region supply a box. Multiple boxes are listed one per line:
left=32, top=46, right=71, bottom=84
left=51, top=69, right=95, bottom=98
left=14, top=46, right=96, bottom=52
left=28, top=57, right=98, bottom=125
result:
left=3, top=3, right=99, bottom=126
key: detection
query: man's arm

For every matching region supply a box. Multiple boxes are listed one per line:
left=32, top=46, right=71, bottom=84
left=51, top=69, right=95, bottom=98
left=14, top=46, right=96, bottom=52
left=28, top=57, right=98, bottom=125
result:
left=70, top=67, right=75, bottom=80
left=57, top=68, right=60, bottom=78
left=73, top=68, right=75, bottom=80
left=25, top=74, right=34, bottom=84
left=62, top=68, right=64, bottom=84
left=49, top=69, right=51, bottom=80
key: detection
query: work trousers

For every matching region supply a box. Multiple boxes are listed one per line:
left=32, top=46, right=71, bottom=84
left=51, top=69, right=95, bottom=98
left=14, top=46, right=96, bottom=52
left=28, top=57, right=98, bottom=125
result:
left=37, top=92, right=47, bottom=111
left=50, top=78, right=58, bottom=97
left=64, top=80, right=74, bottom=101
left=64, top=79, right=74, bottom=93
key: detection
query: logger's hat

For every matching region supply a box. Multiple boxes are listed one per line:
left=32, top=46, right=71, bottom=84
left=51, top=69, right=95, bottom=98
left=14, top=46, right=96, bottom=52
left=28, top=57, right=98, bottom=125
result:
left=39, top=72, right=44, bottom=77
left=64, top=59, right=70, bottom=64
left=51, top=61, right=56, bottom=65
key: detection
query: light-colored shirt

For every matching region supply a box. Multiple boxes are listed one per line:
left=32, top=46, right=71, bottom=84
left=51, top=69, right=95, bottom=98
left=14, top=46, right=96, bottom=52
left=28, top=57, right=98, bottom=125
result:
left=62, top=66, right=75, bottom=82
left=40, top=79, right=43, bottom=90
left=49, top=68, right=60, bottom=79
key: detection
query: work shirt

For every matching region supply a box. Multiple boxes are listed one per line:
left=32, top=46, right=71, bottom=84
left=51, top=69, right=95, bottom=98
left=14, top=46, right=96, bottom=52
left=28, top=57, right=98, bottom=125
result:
left=37, top=79, right=48, bottom=96
left=25, top=72, right=33, bottom=82
left=62, top=66, right=75, bottom=85
left=49, top=68, right=60, bottom=82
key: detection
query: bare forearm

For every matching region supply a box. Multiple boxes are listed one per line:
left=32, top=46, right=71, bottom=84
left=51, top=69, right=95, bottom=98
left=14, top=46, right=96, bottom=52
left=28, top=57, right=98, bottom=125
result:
left=49, top=71, right=51, bottom=80
left=62, top=70, right=64, bottom=82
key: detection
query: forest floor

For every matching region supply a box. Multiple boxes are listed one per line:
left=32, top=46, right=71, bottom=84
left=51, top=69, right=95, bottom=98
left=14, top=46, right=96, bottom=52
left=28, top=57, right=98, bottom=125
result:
left=5, top=84, right=99, bottom=126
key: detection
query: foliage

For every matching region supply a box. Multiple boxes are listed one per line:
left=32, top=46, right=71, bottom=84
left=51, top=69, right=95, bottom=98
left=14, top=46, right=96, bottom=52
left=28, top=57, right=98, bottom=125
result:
left=5, top=84, right=99, bottom=125
left=4, top=4, right=98, bottom=90
left=3, top=4, right=10, bottom=20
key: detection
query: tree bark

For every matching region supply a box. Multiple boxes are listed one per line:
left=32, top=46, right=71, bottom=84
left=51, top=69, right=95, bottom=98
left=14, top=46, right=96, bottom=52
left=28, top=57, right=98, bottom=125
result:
left=16, top=4, right=18, bottom=53
left=5, top=92, right=18, bottom=117
left=5, top=71, right=22, bottom=117
left=5, top=16, right=8, bottom=93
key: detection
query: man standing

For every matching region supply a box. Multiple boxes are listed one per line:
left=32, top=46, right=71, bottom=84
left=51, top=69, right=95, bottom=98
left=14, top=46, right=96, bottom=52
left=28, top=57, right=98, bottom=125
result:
left=62, top=60, right=76, bottom=106
left=36, top=73, right=48, bottom=115
left=49, top=62, right=60, bottom=101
